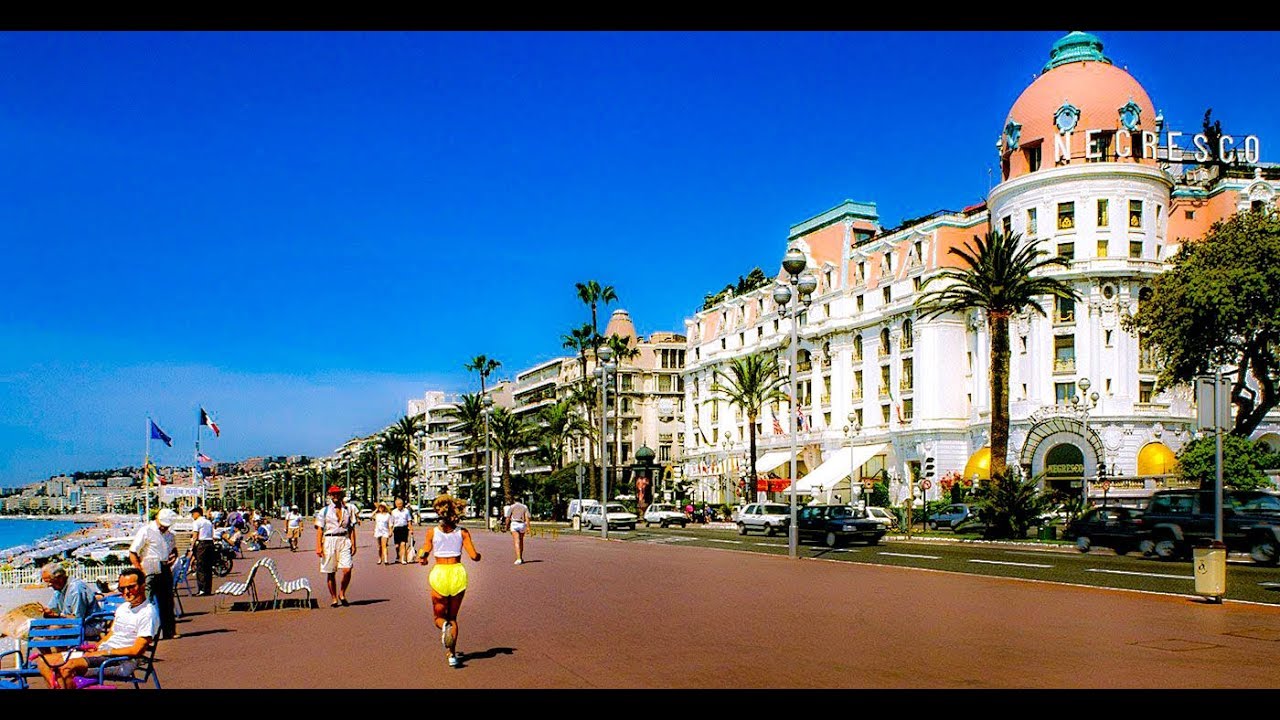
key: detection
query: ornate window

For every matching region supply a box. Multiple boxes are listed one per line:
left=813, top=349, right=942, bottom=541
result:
left=1058, top=202, right=1075, bottom=230
left=1054, top=102, right=1080, bottom=134
left=1118, top=100, right=1142, bottom=131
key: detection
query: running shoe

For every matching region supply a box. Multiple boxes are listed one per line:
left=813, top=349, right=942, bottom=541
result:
left=447, top=654, right=459, bottom=668
left=441, top=621, right=451, bottom=650
left=514, top=559, right=522, bottom=565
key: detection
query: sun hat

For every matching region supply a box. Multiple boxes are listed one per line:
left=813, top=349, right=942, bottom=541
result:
left=156, top=508, right=178, bottom=526
left=327, top=485, right=344, bottom=495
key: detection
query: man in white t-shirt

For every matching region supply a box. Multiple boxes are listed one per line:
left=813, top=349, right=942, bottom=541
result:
left=189, top=506, right=215, bottom=596
left=36, top=567, right=159, bottom=689
left=389, top=498, right=412, bottom=564
left=129, top=508, right=178, bottom=640
left=315, top=485, right=357, bottom=607
left=505, top=499, right=531, bottom=565
left=285, top=506, right=303, bottom=551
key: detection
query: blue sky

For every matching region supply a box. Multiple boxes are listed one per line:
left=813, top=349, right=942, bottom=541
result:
left=2, top=31, right=1277, bottom=487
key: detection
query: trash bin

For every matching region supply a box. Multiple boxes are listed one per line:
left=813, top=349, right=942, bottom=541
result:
left=571, top=515, right=581, bottom=531
left=1037, top=526, right=1057, bottom=541
left=1193, top=540, right=1227, bottom=600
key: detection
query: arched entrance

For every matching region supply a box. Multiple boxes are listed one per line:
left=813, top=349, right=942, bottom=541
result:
left=1019, top=415, right=1105, bottom=489
left=1043, top=443, right=1084, bottom=492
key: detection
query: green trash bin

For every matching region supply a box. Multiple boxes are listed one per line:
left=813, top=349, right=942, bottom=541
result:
left=1037, top=525, right=1057, bottom=541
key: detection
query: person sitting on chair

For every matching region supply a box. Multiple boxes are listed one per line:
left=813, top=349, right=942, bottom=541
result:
left=39, top=564, right=99, bottom=621
left=35, top=568, right=159, bottom=689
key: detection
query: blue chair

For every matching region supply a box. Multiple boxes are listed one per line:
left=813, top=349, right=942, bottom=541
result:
left=173, top=555, right=195, bottom=598
left=0, top=617, right=85, bottom=683
left=85, top=595, right=125, bottom=640
left=71, top=638, right=162, bottom=690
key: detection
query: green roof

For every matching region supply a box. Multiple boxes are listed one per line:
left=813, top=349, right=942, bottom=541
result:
left=1043, top=31, right=1111, bottom=72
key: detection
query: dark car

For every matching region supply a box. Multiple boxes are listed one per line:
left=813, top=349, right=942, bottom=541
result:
left=1061, top=506, right=1147, bottom=555
left=1142, top=489, right=1280, bottom=565
left=797, top=505, right=886, bottom=548
left=926, top=503, right=977, bottom=531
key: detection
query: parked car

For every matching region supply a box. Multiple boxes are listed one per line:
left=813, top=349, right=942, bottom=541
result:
left=568, top=499, right=601, bottom=525
left=583, top=503, right=637, bottom=531
left=1142, top=489, right=1280, bottom=564
left=643, top=504, right=688, bottom=528
left=797, top=505, right=886, bottom=548
left=1061, top=506, right=1147, bottom=555
left=863, top=506, right=898, bottom=531
left=926, top=503, right=977, bottom=530
left=416, top=506, right=439, bottom=524
left=357, top=509, right=374, bottom=521
left=737, top=503, right=791, bottom=536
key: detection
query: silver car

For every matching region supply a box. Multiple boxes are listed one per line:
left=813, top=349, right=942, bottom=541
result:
left=643, top=503, right=688, bottom=528
left=737, top=503, right=791, bottom=536
left=583, top=503, right=638, bottom=531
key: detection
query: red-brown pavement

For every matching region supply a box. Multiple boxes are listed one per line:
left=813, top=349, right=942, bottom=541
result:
left=152, top=525, right=1280, bottom=689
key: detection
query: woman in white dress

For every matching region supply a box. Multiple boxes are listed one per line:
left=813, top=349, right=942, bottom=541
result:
left=373, top=502, right=392, bottom=565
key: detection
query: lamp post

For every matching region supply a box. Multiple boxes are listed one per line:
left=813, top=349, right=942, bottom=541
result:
left=415, top=429, right=427, bottom=511
left=594, top=345, right=617, bottom=539
left=1072, top=377, right=1100, bottom=511
left=774, top=247, right=817, bottom=559
left=844, top=414, right=862, bottom=509
left=482, top=395, right=494, bottom=531
left=721, top=435, right=735, bottom=506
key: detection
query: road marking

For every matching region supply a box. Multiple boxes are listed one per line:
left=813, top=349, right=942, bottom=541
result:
left=645, top=536, right=696, bottom=544
left=970, top=559, right=1053, bottom=569
left=1087, top=568, right=1190, bottom=581
left=879, top=552, right=941, bottom=560
left=754, top=542, right=779, bottom=547
left=1257, top=581, right=1280, bottom=587
left=707, top=539, right=742, bottom=544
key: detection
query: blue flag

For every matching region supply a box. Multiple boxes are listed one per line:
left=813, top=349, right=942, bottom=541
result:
left=149, top=420, right=173, bottom=447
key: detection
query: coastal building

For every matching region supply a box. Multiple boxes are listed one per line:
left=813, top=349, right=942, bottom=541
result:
left=407, top=390, right=464, bottom=498
left=682, top=31, right=1280, bottom=508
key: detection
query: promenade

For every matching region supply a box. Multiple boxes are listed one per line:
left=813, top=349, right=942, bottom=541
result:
left=115, top=525, right=1280, bottom=688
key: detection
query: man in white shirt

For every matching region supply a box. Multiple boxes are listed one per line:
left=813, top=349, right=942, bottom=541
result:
left=36, top=567, right=159, bottom=689
left=189, top=506, right=215, bottom=596
left=130, top=507, right=178, bottom=640
left=315, top=485, right=357, bottom=607
left=285, top=506, right=303, bottom=551
left=505, top=499, right=532, bottom=565
left=390, top=498, right=413, bottom=564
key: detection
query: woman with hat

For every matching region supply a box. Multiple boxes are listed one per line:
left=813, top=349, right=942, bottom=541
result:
left=315, top=485, right=358, bottom=607
left=417, top=494, right=481, bottom=668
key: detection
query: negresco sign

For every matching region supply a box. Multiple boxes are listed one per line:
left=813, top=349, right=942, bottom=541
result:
left=1054, top=130, right=1261, bottom=165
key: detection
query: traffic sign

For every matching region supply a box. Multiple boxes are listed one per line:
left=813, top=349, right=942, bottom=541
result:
left=1101, top=480, right=1111, bottom=491
left=921, top=479, right=932, bottom=490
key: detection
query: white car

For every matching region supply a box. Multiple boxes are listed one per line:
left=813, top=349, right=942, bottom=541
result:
left=72, top=536, right=135, bottom=563
left=737, top=503, right=791, bottom=536
left=416, top=506, right=439, bottom=524
left=643, top=504, right=688, bottom=528
left=583, top=503, right=637, bottom=531
left=568, top=498, right=600, bottom=524
left=862, top=506, right=899, bottom=530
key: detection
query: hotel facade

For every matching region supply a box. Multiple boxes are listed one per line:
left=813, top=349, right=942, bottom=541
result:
left=681, top=32, right=1280, bottom=508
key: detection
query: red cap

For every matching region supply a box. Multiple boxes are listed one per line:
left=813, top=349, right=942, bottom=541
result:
left=327, top=485, right=344, bottom=495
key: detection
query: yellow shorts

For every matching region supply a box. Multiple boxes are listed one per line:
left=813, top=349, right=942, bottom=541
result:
left=429, top=563, right=468, bottom=597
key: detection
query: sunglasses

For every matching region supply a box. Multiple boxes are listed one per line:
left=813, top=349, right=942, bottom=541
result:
left=117, top=582, right=142, bottom=592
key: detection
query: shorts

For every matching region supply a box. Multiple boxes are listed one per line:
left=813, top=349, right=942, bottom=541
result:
left=428, top=563, right=468, bottom=597
left=393, top=526, right=409, bottom=544
left=509, top=521, right=527, bottom=534
left=286, top=527, right=302, bottom=538
left=65, top=651, right=138, bottom=676
left=321, top=535, right=353, bottom=573
left=374, top=528, right=390, bottom=539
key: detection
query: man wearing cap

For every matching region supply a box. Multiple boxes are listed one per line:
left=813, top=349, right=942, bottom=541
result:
left=188, top=506, right=215, bottom=596
left=129, top=508, right=179, bottom=640
left=315, top=485, right=357, bottom=607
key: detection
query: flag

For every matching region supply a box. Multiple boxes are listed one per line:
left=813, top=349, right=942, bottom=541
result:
left=772, top=416, right=784, bottom=435
left=197, top=453, right=213, bottom=464
left=144, top=460, right=158, bottom=485
left=199, top=407, right=221, bottom=437
left=149, top=420, right=172, bottom=447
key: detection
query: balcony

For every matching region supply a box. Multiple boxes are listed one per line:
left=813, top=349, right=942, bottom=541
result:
left=878, top=346, right=891, bottom=359
left=819, top=393, right=830, bottom=405
left=1139, top=349, right=1160, bottom=373
left=878, top=386, right=890, bottom=400
left=850, top=389, right=863, bottom=401
left=797, top=361, right=813, bottom=372
left=1053, top=357, right=1076, bottom=374
left=900, top=378, right=914, bottom=391
left=1054, top=312, right=1075, bottom=325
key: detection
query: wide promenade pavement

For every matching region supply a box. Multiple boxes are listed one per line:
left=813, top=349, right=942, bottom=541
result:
left=150, top=523, right=1280, bottom=689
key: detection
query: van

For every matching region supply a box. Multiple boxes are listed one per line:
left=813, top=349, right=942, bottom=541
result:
left=567, top=498, right=600, bottom=523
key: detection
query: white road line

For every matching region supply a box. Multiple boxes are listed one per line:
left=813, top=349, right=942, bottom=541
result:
left=707, top=539, right=742, bottom=544
left=754, top=542, right=779, bottom=547
left=879, top=552, right=941, bottom=560
left=1087, top=568, right=1190, bottom=581
left=970, top=559, right=1053, bottom=569
left=1257, top=581, right=1280, bottom=587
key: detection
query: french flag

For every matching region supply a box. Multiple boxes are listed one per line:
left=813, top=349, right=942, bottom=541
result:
left=200, top=407, right=221, bottom=437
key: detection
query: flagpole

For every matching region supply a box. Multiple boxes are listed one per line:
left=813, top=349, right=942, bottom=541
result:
left=194, top=408, right=202, bottom=515
left=144, top=415, right=152, bottom=520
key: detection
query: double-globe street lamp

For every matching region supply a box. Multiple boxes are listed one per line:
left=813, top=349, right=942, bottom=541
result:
left=594, top=345, right=617, bottom=540
left=1072, top=377, right=1100, bottom=511
left=773, top=247, right=817, bottom=559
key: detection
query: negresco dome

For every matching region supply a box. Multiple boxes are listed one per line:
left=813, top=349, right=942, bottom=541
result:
left=1000, top=32, right=1157, bottom=180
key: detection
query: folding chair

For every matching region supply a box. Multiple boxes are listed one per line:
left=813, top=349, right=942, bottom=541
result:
left=85, top=595, right=125, bottom=640
left=70, top=638, right=162, bottom=690
left=0, top=617, right=85, bottom=683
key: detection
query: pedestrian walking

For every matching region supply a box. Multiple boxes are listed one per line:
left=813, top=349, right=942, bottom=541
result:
left=417, top=494, right=481, bottom=668
left=391, top=498, right=413, bottom=564
left=129, top=507, right=179, bottom=639
left=315, top=485, right=358, bottom=607
left=285, top=506, right=303, bottom=552
left=504, top=498, right=531, bottom=565
left=189, top=506, right=215, bottom=596
left=373, top=502, right=392, bottom=564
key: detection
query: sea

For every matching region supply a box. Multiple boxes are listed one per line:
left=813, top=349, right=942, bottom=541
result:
left=0, top=518, right=90, bottom=552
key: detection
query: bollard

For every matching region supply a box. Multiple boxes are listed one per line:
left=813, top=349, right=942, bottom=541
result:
left=1193, top=540, right=1226, bottom=602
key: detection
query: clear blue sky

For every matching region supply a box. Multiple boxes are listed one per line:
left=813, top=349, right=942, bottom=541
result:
left=2, top=31, right=1277, bottom=487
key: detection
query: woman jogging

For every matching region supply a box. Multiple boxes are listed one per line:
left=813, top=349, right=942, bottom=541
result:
left=417, top=494, right=481, bottom=668
left=373, top=502, right=392, bottom=565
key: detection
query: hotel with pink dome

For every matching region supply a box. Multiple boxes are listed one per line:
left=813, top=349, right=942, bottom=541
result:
left=681, top=31, right=1280, bottom=507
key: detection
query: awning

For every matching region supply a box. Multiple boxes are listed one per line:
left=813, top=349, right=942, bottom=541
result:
left=755, top=449, right=797, bottom=474
left=793, top=443, right=889, bottom=493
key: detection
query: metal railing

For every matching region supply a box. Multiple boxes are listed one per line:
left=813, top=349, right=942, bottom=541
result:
left=1053, top=358, right=1076, bottom=373
left=0, top=561, right=134, bottom=590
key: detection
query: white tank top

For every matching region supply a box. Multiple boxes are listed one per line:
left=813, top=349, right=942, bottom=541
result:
left=432, top=526, right=464, bottom=558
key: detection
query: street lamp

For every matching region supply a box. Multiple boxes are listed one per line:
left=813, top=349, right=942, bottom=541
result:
left=594, top=345, right=617, bottom=539
left=1072, top=377, right=1100, bottom=511
left=844, top=413, right=862, bottom=509
left=414, top=429, right=426, bottom=511
left=774, top=247, right=817, bottom=559
left=483, top=395, right=494, bottom=531
left=721, top=435, right=735, bottom=505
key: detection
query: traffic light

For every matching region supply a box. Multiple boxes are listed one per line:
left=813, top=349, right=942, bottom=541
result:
left=1097, top=463, right=1107, bottom=480
left=922, top=456, right=936, bottom=479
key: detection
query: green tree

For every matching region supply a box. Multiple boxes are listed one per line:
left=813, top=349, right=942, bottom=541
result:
left=574, top=280, right=619, bottom=356
left=605, top=332, right=641, bottom=480
left=562, top=322, right=598, bottom=467
left=454, top=393, right=487, bottom=501
left=712, top=353, right=789, bottom=503
left=534, top=399, right=590, bottom=473
left=1177, top=434, right=1271, bottom=490
left=1123, top=209, right=1280, bottom=437
left=970, top=470, right=1049, bottom=539
left=383, top=414, right=425, bottom=500
left=915, top=229, right=1077, bottom=537
left=464, top=355, right=502, bottom=397
left=488, top=407, right=532, bottom=505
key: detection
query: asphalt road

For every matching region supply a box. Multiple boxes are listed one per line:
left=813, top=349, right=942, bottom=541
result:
left=132, top=522, right=1280, bottom=689
left=610, top=524, right=1280, bottom=605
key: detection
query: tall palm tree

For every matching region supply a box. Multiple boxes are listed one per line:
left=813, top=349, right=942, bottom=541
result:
left=575, top=280, right=619, bottom=355
left=604, top=332, right=641, bottom=479
left=465, top=354, right=502, bottom=397
left=535, top=399, right=592, bottom=472
left=561, top=322, right=598, bottom=466
left=384, top=414, right=425, bottom=500
left=454, top=393, right=487, bottom=499
left=488, top=406, right=532, bottom=505
left=712, top=353, right=789, bottom=502
left=914, top=229, right=1078, bottom=480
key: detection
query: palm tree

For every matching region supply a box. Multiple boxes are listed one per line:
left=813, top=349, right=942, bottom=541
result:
left=464, top=354, right=502, bottom=397
left=712, top=353, right=789, bottom=503
left=914, top=229, right=1078, bottom=481
left=488, top=407, right=532, bottom=505
left=454, top=393, right=487, bottom=500
left=383, top=414, right=425, bottom=501
left=575, top=280, right=619, bottom=356
left=562, top=322, right=598, bottom=466
left=604, top=332, right=641, bottom=481
left=535, top=399, right=592, bottom=472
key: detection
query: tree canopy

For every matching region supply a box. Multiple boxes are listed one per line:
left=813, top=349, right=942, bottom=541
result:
left=1124, top=209, right=1280, bottom=436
